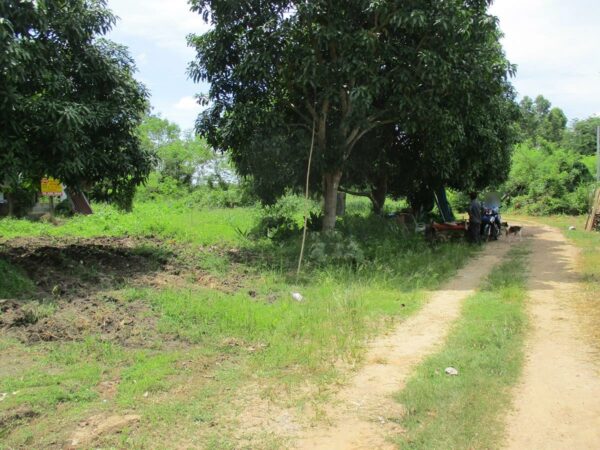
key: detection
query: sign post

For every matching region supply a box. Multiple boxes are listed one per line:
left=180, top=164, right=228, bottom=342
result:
left=41, top=177, right=63, bottom=219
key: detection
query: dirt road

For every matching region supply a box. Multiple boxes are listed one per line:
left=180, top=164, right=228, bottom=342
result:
left=294, top=243, right=512, bottom=449
left=504, top=225, right=600, bottom=449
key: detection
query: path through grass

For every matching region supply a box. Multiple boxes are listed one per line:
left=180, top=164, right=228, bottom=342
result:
left=394, top=245, right=529, bottom=449
left=508, top=214, right=600, bottom=353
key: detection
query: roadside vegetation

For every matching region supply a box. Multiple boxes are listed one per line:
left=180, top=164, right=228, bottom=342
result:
left=394, top=246, right=530, bottom=449
left=498, top=96, right=598, bottom=216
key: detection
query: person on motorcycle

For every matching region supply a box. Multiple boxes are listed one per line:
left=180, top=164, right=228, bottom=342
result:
left=468, top=192, right=482, bottom=244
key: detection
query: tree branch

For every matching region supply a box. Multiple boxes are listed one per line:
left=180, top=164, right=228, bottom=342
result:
left=339, top=186, right=372, bottom=199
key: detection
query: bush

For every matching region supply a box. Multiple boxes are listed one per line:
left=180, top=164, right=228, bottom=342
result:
left=447, top=190, right=470, bottom=214
left=0, top=183, right=36, bottom=217
left=136, top=173, right=187, bottom=201
left=135, top=172, right=257, bottom=210
left=189, top=185, right=256, bottom=209
left=502, top=141, right=594, bottom=215
left=253, top=194, right=321, bottom=240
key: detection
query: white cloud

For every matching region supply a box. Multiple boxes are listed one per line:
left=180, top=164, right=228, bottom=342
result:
left=108, top=0, right=210, bottom=56
left=490, top=0, right=600, bottom=120
left=175, top=96, right=202, bottom=112
left=155, top=96, right=205, bottom=132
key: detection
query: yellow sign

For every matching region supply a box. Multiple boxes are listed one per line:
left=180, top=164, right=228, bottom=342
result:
left=41, top=177, right=63, bottom=197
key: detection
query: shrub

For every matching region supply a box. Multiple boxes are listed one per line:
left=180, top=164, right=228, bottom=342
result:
left=253, top=194, right=321, bottom=240
left=307, top=230, right=365, bottom=266
left=502, top=141, right=594, bottom=215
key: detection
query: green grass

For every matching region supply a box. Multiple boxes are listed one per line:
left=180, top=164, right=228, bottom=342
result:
left=394, top=246, right=530, bottom=449
left=0, top=198, right=477, bottom=448
left=0, top=260, right=35, bottom=298
left=117, top=352, right=179, bottom=405
left=0, top=201, right=257, bottom=246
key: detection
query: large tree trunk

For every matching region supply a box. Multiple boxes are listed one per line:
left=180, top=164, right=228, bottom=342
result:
left=322, top=170, right=342, bottom=231
left=6, top=192, right=14, bottom=217
left=370, top=174, right=388, bottom=215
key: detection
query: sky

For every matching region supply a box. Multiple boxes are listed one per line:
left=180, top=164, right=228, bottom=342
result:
left=107, top=0, right=600, bottom=131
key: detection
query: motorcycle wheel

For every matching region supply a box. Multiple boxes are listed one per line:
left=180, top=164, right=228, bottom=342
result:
left=492, top=224, right=499, bottom=240
left=484, top=224, right=492, bottom=242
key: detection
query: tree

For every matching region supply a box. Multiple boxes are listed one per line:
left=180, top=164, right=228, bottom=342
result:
left=0, top=0, right=152, bottom=212
left=137, top=115, right=213, bottom=187
left=566, top=116, right=600, bottom=155
left=516, top=95, right=566, bottom=144
left=139, top=115, right=181, bottom=151
left=189, top=0, right=515, bottom=230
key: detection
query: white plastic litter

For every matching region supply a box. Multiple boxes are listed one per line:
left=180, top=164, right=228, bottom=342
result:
left=445, top=367, right=459, bottom=376
left=291, top=292, right=304, bottom=302
left=569, top=226, right=576, bottom=231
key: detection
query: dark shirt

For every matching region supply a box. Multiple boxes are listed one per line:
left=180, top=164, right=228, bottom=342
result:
left=469, top=199, right=481, bottom=223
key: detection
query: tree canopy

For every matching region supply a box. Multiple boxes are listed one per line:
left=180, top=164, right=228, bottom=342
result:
left=138, top=115, right=212, bottom=187
left=516, top=95, right=567, bottom=144
left=566, top=116, right=600, bottom=156
left=189, top=0, right=517, bottom=228
left=0, top=0, right=152, bottom=211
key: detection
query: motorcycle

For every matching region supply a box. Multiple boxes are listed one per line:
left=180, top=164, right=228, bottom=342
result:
left=481, top=193, right=502, bottom=241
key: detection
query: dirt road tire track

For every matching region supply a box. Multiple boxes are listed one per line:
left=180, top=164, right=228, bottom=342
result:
left=294, top=243, right=512, bottom=450
left=504, top=225, right=600, bottom=449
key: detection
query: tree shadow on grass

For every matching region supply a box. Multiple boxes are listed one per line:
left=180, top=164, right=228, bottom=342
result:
left=0, top=237, right=174, bottom=300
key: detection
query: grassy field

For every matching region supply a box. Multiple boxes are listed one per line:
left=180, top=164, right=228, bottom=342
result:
left=0, top=201, right=258, bottom=245
left=394, top=246, right=530, bottom=449
left=0, top=197, right=475, bottom=448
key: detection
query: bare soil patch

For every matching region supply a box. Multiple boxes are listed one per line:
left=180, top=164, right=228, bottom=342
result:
left=0, top=297, right=159, bottom=345
left=0, top=236, right=247, bottom=345
left=0, top=406, right=40, bottom=435
left=1, top=237, right=172, bottom=298
left=67, top=414, right=141, bottom=449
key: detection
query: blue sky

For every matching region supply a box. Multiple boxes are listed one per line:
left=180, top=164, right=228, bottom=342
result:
left=108, top=0, right=600, bottom=131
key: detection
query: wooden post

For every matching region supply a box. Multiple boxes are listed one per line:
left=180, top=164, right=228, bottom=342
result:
left=585, top=128, right=600, bottom=231
left=597, top=126, right=600, bottom=182
left=585, top=188, right=600, bottom=232
left=49, top=196, right=55, bottom=220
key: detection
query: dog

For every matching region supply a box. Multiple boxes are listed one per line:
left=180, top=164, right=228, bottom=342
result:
left=505, top=224, right=523, bottom=241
